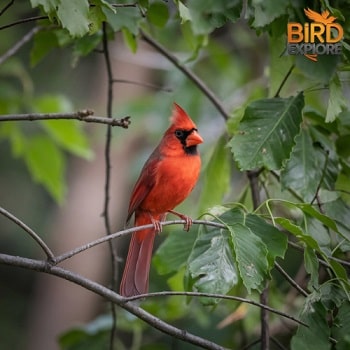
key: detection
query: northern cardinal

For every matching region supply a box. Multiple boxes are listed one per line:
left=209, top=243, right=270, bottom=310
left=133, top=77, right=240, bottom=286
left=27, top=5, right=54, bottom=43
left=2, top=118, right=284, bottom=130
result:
left=120, top=103, right=203, bottom=297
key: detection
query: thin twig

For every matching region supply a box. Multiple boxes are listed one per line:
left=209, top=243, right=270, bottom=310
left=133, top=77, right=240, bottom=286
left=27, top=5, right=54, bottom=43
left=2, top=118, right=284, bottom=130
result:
left=102, top=22, right=119, bottom=350
left=140, top=30, right=229, bottom=120
left=247, top=169, right=270, bottom=350
left=112, top=78, right=172, bottom=92
left=53, top=220, right=226, bottom=265
left=0, top=206, right=54, bottom=261
left=310, top=149, right=329, bottom=213
left=0, top=110, right=131, bottom=128
left=0, top=26, right=41, bottom=65
left=275, top=262, right=308, bottom=297
left=0, top=0, right=15, bottom=17
left=125, top=291, right=307, bottom=327
left=270, top=170, right=304, bottom=202
left=273, top=64, right=295, bottom=98
left=0, top=15, right=48, bottom=31
left=0, top=253, right=227, bottom=350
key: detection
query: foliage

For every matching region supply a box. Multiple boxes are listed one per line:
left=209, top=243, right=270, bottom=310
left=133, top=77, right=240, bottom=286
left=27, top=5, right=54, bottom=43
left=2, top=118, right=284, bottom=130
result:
left=1, top=0, right=350, bottom=349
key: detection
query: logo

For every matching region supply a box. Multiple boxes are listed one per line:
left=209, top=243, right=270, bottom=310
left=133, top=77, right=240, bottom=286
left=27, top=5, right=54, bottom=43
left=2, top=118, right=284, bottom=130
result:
left=287, top=8, right=343, bottom=61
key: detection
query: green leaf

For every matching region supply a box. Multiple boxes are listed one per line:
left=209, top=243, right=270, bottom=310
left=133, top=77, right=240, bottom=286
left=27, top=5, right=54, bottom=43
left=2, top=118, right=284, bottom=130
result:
left=0, top=123, right=26, bottom=157
left=230, top=92, right=304, bottom=170
left=281, top=128, right=326, bottom=202
left=275, top=217, right=320, bottom=250
left=186, top=228, right=237, bottom=304
left=249, top=0, right=289, bottom=28
left=147, top=2, right=169, bottom=28
left=59, top=314, right=111, bottom=349
left=326, top=74, right=347, bottom=122
left=187, top=0, right=242, bottom=35
left=178, top=1, right=191, bottom=23
left=33, top=95, right=92, bottom=159
left=245, top=214, right=287, bottom=267
left=56, top=0, right=91, bottom=37
left=72, top=32, right=103, bottom=66
left=295, top=53, right=339, bottom=85
left=24, top=136, right=66, bottom=203
left=323, top=198, right=350, bottom=246
left=122, top=28, right=138, bottom=53
left=296, top=203, right=338, bottom=233
left=153, top=230, right=197, bottom=275
left=41, top=120, right=92, bottom=159
left=291, top=301, right=331, bottom=350
left=228, top=223, right=269, bottom=293
left=332, top=302, right=350, bottom=349
left=102, top=6, right=141, bottom=34
left=199, top=135, right=230, bottom=212
left=30, top=30, right=59, bottom=66
left=304, top=246, right=319, bottom=289
left=30, top=0, right=59, bottom=13
left=73, top=32, right=103, bottom=57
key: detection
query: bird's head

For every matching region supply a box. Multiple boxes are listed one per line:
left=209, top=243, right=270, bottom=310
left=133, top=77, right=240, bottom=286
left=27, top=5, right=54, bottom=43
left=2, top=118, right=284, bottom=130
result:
left=164, top=103, right=203, bottom=155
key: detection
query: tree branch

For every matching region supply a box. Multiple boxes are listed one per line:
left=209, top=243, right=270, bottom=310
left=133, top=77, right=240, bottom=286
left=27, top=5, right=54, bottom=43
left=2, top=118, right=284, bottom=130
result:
left=0, top=26, right=41, bottom=65
left=102, top=22, right=119, bottom=349
left=53, top=220, right=226, bottom=265
left=275, top=262, right=308, bottom=297
left=247, top=169, right=270, bottom=350
left=140, top=30, right=229, bottom=121
left=112, top=78, right=172, bottom=92
left=0, top=15, right=48, bottom=31
left=0, top=0, right=14, bottom=17
left=0, top=253, right=227, bottom=350
left=0, top=110, right=131, bottom=128
left=0, top=206, right=55, bottom=261
left=125, top=291, right=307, bottom=327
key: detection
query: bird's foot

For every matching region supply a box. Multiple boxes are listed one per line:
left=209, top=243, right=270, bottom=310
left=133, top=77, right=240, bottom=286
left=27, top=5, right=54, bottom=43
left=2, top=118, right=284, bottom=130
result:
left=168, top=210, right=193, bottom=231
left=150, top=216, right=162, bottom=233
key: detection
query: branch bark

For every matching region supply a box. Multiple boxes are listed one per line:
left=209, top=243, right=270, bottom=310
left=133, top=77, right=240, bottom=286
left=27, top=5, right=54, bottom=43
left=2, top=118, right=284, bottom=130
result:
left=0, top=110, right=131, bottom=128
left=0, top=206, right=54, bottom=261
left=0, top=253, right=227, bottom=350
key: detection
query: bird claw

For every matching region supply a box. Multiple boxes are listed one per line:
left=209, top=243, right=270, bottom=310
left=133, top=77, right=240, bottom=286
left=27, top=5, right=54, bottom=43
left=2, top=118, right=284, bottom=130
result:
left=151, top=217, right=162, bottom=233
left=168, top=210, right=193, bottom=231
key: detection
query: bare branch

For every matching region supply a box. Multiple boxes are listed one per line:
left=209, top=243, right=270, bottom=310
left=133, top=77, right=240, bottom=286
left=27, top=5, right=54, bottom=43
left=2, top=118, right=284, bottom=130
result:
left=53, top=220, right=226, bottom=265
left=0, top=110, right=131, bottom=128
left=0, top=26, right=41, bottom=65
left=0, top=253, right=227, bottom=350
left=0, top=0, right=15, bottom=17
left=0, top=206, right=54, bottom=261
left=125, top=291, right=308, bottom=327
left=112, top=78, right=172, bottom=92
left=0, top=15, right=48, bottom=31
left=275, top=262, right=308, bottom=297
left=102, top=22, right=118, bottom=349
left=140, top=30, right=229, bottom=120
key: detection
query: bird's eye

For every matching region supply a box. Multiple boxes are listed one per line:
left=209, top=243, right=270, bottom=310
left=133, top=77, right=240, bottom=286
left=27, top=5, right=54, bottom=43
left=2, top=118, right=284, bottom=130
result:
left=175, top=130, right=184, bottom=138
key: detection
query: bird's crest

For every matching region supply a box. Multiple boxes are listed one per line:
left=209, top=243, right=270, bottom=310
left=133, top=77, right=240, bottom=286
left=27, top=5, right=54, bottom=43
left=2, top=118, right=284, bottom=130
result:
left=304, top=8, right=336, bottom=25
left=170, top=103, right=196, bottom=129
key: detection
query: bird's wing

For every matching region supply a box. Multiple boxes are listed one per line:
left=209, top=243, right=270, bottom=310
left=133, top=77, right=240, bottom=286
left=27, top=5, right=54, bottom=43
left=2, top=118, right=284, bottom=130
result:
left=126, top=152, right=160, bottom=223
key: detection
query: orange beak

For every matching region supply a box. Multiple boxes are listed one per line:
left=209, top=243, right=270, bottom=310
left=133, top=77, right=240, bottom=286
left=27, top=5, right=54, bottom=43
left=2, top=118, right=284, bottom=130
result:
left=186, top=130, right=204, bottom=146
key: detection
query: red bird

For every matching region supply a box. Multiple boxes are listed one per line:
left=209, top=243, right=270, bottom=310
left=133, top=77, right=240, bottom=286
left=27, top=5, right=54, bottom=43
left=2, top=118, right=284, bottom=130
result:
left=120, top=103, right=203, bottom=297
